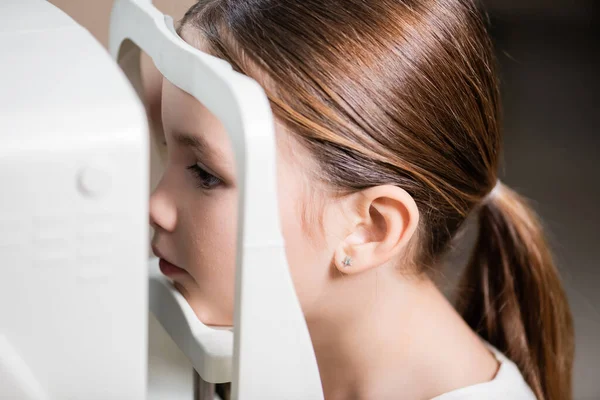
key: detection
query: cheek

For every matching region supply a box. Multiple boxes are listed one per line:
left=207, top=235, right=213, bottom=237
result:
left=278, top=170, right=332, bottom=317
left=179, top=190, right=238, bottom=326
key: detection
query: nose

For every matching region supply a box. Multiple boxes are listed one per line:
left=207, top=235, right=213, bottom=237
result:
left=149, top=176, right=177, bottom=232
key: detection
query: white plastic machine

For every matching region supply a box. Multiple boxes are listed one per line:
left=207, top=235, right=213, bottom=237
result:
left=0, top=0, right=323, bottom=399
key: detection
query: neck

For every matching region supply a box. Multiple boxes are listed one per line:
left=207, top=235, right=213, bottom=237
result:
left=306, top=266, right=498, bottom=400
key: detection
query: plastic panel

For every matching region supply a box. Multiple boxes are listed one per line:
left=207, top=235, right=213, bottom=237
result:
left=109, top=1, right=323, bottom=399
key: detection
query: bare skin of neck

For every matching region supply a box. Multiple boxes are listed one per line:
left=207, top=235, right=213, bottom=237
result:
left=306, top=265, right=499, bottom=400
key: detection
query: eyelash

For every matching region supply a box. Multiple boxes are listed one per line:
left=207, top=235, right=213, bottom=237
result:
left=186, top=164, right=222, bottom=190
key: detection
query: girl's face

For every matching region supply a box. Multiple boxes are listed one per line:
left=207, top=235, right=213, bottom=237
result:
left=150, top=78, right=344, bottom=326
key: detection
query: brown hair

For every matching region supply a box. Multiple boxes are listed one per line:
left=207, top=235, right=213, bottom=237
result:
left=179, top=1, right=574, bottom=398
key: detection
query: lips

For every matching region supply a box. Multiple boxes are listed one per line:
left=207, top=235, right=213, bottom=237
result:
left=151, top=244, right=189, bottom=277
left=158, top=258, right=188, bottom=276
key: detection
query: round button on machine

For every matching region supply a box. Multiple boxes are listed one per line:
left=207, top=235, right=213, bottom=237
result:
left=77, top=166, right=112, bottom=197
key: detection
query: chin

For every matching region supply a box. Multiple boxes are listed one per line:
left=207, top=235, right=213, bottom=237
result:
left=184, top=296, right=233, bottom=327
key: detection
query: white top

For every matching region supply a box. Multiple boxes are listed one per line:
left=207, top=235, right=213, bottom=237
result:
left=433, top=343, right=536, bottom=399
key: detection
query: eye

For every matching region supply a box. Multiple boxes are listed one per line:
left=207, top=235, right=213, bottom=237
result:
left=186, top=163, right=222, bottom=190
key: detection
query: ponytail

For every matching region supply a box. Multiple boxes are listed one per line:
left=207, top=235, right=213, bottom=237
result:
left=457, top=183, right=574, bottom=400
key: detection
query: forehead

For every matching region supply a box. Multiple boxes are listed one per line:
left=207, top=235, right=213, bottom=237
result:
left=160, top=26, right=238, bottom=160
left=179, top=25, right=209, bottom=51
left=161, top=74, right=233, bottom=164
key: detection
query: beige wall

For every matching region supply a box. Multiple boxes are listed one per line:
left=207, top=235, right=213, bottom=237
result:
left=49, top=0, right=195, bottom=48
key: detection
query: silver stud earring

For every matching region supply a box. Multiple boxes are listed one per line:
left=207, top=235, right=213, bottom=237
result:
left=342, top=256, right=352, bottom=267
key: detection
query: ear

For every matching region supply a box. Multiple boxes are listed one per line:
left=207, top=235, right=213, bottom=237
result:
left=333, top=185, right=419, bottom=275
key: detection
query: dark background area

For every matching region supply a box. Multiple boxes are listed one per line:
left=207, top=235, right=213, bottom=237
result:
left=483, top=1, right=598, bottom=398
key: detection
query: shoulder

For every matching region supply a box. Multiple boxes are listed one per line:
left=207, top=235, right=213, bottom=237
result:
left=432, top=343, right=537, bottom=400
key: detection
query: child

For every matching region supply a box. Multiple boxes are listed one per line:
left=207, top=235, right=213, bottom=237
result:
left=149, top=1, right=574, bottom=398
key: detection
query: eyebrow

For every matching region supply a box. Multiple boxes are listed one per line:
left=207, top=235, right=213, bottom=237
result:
left=173, top=132, right=215, bottom=158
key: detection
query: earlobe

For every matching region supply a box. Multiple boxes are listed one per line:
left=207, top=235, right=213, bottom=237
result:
left=333, top=241, right=380, bottom=275
left=333, top=185, right=419, bottom=275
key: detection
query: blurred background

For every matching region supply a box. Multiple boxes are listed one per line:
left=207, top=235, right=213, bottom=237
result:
left=485, top=2, right=599, bottom=399
left=49, top=0, right=599, bottom=398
